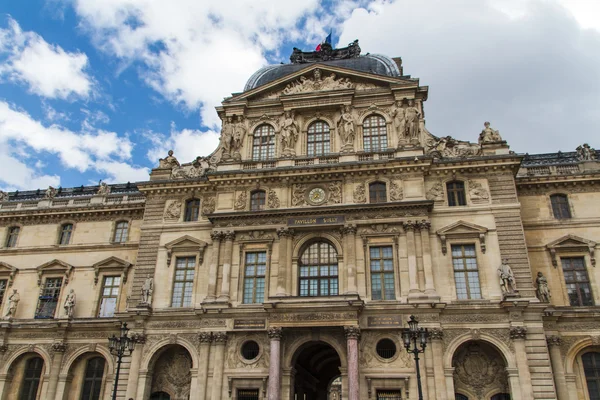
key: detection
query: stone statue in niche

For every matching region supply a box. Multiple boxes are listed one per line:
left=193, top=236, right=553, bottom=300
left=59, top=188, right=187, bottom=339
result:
left=536, top=272, right=550, bottom=303
left=4, top=289, right=20, bottom=319
left=64, top=289, right=76, bottom=318
left=220, top=116, right=234, bottom=159
left=576, top=143, right=597, bottom=161
left=232, top=115, right=247, bottom=159
left=141, top=275, right=154, bottom=305
left=391, top=100, right=407, bottom=145
left=279, top=111, right=299, bottom=157
left=337, top=105, right=356, bottom=152
left=405, top=99, right=421, bottom=143
left=159, top=150, right=180, bottom=169
left=478, top=121, right=503, bottom=144
left=498, top=259, right=517, bottom=295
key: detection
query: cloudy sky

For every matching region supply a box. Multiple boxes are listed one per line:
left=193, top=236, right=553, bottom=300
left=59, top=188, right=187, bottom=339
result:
left=0, top=0, right=599, bottom=191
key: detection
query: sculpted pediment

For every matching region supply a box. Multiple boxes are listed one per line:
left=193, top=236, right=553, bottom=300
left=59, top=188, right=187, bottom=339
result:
left=546, top=234, right=597, bottom=267
left=36, top=259, right=74, bottom=286
left=165, top=235, right=208, bottom=266
left=92, top=257, right=132, bottom=285
left=436, top=221, right=489, bottom=255
left=0, top=261, right=18, bottom=286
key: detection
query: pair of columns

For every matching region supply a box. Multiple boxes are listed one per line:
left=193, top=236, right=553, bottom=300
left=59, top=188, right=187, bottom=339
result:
left=267, top=326, right=361, bottom=400
left=206, top=231, right=236, bottom=302
left=404, top=220, right=436, bottom=296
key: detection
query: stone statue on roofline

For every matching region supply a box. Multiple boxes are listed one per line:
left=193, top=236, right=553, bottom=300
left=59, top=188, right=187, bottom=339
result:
left=159, top=150, right=180, bottom=169
left=0, top=190, right=8, bottom=202
left=479, top=121, right=503, bottom=144
left=44, top=186, right=57, bottom=199
left=576, top=143, right=596, bottom=161
left=97, top=181, right=111, bottom=196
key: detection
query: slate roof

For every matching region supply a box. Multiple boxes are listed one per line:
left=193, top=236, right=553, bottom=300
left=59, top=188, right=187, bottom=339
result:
left=522, top=151, right=598, bottom=166
left=3, top=182, right=140, bottom=202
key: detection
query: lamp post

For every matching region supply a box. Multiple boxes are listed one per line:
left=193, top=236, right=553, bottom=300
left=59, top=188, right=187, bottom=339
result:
left=402, top=315, right=428, bottom=400
left=108, top=322, right=136, bottom=400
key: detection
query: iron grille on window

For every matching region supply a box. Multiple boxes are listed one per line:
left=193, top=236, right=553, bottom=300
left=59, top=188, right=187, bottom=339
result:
left=81, top=357, right=105, bottom=400
left=19, top=357, right=43, bottom=400
left=113, top=221, right=129, bottom=243
left=250, top=191, right=266, bottom=211
left=550, top=194, right=571, bottom=219
left=0, top=279, right=6, bottom=308
left=370, top=246, right=395, bottom=300
left=583, top=352, right=600, bottom=400
left=307, top=121, right=331, bottom=156
left=376, top=338, right=397, bottom=359
left=363, top=115, right=387, bottom=152
left=237, top=389, right=260, bottom=400
left=451, top=244, right=482, bottom=300
left=377, top=390, right=402, bottom=400
left=98, top=276, right=121, bottom=317
left=184, top=199, right=201, bottom=221
left=6, top=226, right=19, bottom=247
left=447, top=181, right=466, bottom=206
left=171, top=257, right=196, bottom=307
left=59, top=223, right=73, bottom=245
left=241, top=341, right=260, bottom=360
left=252, top=124, right=275, bottom=161
left=369, top=182, right=387, bottom=203
left=35, top=277, right=63, bottom=319
left=243, top=252, right=266, bottom=304
left=561, top=257, right=594, bottom=306
left=299, top=241, right=338, bottom=297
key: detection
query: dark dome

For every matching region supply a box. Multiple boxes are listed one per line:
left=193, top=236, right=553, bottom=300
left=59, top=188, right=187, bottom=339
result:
left=244, top=54, right=402, bottom=91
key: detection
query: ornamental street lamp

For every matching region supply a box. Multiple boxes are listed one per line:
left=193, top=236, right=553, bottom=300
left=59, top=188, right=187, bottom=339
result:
left=108, top=322, right=136, bottom=400
left=402, top=315, right=428, bottom=400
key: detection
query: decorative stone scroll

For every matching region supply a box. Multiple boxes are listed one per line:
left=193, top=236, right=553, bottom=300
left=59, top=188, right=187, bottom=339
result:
left=353, top=184, right=366, bottom=203
left=509, top=326, right=527, bottom=340
left=267, top=189, right=280, bottom=209
left=202, top=196, right=216, bottom=215
left=425, top=181, right=444, bottom=201
left=426, top=135, right=481, bottom=159
left=234, top=191, right=247, bottom=211
left=328, top=182, right=342, bottom=204
left=468, top=179, right=490, bottom=203
left=292, top=184, right=307, bottom=206
left=164, top=200, right=182, bottom=221
left=389, top=181, right=403, bottom=201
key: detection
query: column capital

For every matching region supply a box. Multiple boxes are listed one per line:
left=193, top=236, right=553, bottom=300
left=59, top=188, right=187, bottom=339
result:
left=0, top=344, right=7, bottom=353
left=546, top=335, right=562, bottom=346
left=429, top=328, right=444, bottom=341
left=212, top=332, right=228, bottom=344
left=403, top=220, right=418, bottom=232
left=340, top=224, right=358, bottom=236
left=210, top=231, right=224, bottom=241
left=268, top=327, right=283, bottom=340
left=131, top=333, right=147, bottom=344
left=276, top=227, right=295, bottom=238
left=51, top=341, right=67, bottom=353
left=509, top=326, right=527, bottom=340
left=344, top=326, right=361, bottom=340
left=418, top=220, right=431, bottom=231
left=198, top=332, right=213, bottom=344
left=223, top=230, right=236, bottom=241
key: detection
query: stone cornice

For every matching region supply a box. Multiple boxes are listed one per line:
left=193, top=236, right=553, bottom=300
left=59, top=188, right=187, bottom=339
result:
left=0, top=242, right=139, bottom=256
left=0, top=203, right=144, bottom=225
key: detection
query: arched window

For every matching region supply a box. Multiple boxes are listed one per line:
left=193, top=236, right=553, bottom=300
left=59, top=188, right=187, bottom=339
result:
left=307, top=121, right=330, bottom=156
left=550, top=194, right=571, bottom=219
left=447, top=181, right=466, bottom=206
left=5, top=226, right=20, bottom=247
left=299, top=241, right=338, bottom=297
left=250, top=190, right=266, bottom=211
left=150, top=392, right=171, bottom=400
left=113, top=221, right=129, bottom=243
left=363, top=115, right=387, bottom=152
left=583, top=352, right=600, bottom=400
left=369, top=182, right=387, bottom=203
left=490, top=394, right=511, bottom=400
left=59, top=223, right=73, bottom=245
left=184, top=199, right=201, bottom=221
left=81, top=357, right=106, bottom=400
left=19, top=357, right=43, bottom=400
left=454, top=395, right=468, bottom=400
left=252, top=124, right=275, bottom=161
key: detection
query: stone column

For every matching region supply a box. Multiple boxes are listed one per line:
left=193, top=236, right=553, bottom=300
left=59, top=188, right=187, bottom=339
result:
left=268, top=327, right=283, bottom=400
left=197, top=332, right=213, bottom=400
left=126, top=333, right=147, bottom=400
left=404, top=221, right=420, bottom=294
left=210, top=332, right=227, bottom=400
left=344, top=326, right=361, bottom=400
left=0, top=373, right=9, bottom=400
left=547, top=336, right=569, bottom=400
left=444, top=367, right=456, bottom=400
left=218, top=231, right=236, bottom=301
left=46, top=341, right=67, bottom=400
left=506, top=368, right=523, bottom=400
left=205, top=231, right=223, bottom=301
left=276, top=228, right=294, bottom=296
left=341, top=224, right=358, bottom=294
left=429, top=329, right=447, bottom=400
left=510, top=327, right=533, bottom=400
left=419, top=221, right=437, bottom=296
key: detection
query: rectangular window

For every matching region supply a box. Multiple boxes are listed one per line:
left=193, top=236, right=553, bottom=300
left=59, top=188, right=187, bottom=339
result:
left=561, top=257, right=594, bottom=306
left=243, top=252, right=266, bottom=304
left=237, top=389, right=259, bottom=400
left=6, top=227, right=19, bottom=247
left=171, top=257, right=196, bottom=307
left=0, top=279, right=6, bottom=308
left=98, top=276, right=121, bottom=317
left=35, top=277, right=63, bottom=319
left=370, top=246, right=395, bottom=300
left=59, top=224, right=73, bottom=245
left=376, top=390, right=402, bottom=400
left=451, top=244, right=482, bottom=300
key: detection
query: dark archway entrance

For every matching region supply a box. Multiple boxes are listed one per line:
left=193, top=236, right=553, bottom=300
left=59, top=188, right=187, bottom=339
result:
left=292, top=341, right=341, bottom=400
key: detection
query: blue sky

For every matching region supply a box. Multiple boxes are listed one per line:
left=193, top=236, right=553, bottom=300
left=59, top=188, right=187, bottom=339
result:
left=1, top=0, right=599, bottom=191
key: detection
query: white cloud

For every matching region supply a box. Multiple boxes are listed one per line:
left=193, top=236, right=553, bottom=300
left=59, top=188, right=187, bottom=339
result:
left=0, top=150, right=60, bottom=191
left=145, top=124, right=220, bottom=166
left=0, top=17, right=93, bottom=100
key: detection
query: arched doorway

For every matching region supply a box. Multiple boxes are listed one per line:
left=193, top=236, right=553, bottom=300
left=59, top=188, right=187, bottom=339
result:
left=292, top=341, right=342, bottom=400
left=149, top=345, right=192, bottom=400
left=452, top=341, right=510, bottom=399
left=4, top=352, right=46, bottom=400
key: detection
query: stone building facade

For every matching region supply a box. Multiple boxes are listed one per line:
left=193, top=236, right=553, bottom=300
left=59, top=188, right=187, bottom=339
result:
left=0, top=42, right=599, bottom=400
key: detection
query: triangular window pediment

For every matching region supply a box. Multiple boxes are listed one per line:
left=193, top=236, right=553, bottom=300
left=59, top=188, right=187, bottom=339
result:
left=92, top=257, right=132, bottom=285
left=165, top=235, right=208, bottom=267
left=546, top=234, right=597, bottom=267
left=436, top=221, right=489, bottom=255
left=36, top=259, right=73, bottom=286
left=0, top=261, right=18, bottom=286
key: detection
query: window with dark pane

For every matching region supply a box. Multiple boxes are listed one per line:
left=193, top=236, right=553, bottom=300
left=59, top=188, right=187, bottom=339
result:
left=59, top=223, right=73, bottom=245
left=550, top=194, right=571, bottom=219
left=252, top=124, right=275, bottom=161
left=184, top=199, right=201, bottom=221
left=6, top=226, right=19, bottom=247
left=455, top=395, right=469, bottom=400
left=35, top=277, right=63, bottom=319
left=150, top=392, right=171, bottom=400
left=237, top=389, right=260, bottom=400
left=583, top=352, right=600, bottom=400
left=113, top=221, right=129, bottom=243
left=243, top=252, right=266, bottom=304
left=19, top=357, right=43, bottom=400
left=241, top=341, right=260, bottom=360
left=369, top=182, right=387, bottom=203
left=376, top=390, right=402, bottom=400
left=363, top=115, right=387, bottom=152
left=561, top=257, right=594, bottom=306
left=0, top=279, right=6, bottom=308
left=98, top=276, right=121, bottom=317
left=446, top=181, right=466, bottom=206
left=370, top=246, right=395, bottom=300
left=490, top=394, right=511, bottom=400
left=307, top=121, right=330, bottom=156
left=250, top=190, right=266, bottom=211
left=299, top=241, right=338, bottom=297
left=80, top=357, right=105, bottom=400
left=171, top=257, right=196, bottom=307
left=376, top=339, right=397, bottom=359
left=451, top=245, right=481, bottom=300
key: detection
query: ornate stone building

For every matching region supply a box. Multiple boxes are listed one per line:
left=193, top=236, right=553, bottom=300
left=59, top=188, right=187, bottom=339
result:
left=0, top=41, right=599, bottom=400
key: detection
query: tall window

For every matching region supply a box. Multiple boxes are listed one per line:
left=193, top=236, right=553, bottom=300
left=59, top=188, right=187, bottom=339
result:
left=299, top=241, right=338, bottom=297
left=369, top=182, right=387, bottom=203
left=561, top=257, right=594, bottom=306
left=19, top=357, right=43, bottom=400
left=113, top=221, right=128, bottom=243
left=5, top=226, right=19, bottom=247
left=184, top=199, right=201, bottom=221
left=250, top=190, right=266, bottom=211
left=171, top=257, right=196, bottom=307
left=550, top=194, right=571, bottom=219
left=59, top=223, right=73, bottom=245
left=363, top=115, right=387, bottom=152
left=98, top=276, right=121, bottom=317
left=447, top=181, right=466, bottom=206
left=370, top=246, right=395, bottom=300
left=451, top=244, right=481, bottom=300
left=35, top=277, right=63, bottom=319
left=0, top=279, right=6, bottom=308
left=243, top=252, right=266, bottom=304
left=583, top=352, right=600, bottom=400
left=252, top=124, right=275, bottom=161
left=81, top=357, right=105, bottom=400
left=307, top=121, right=330, bottom=156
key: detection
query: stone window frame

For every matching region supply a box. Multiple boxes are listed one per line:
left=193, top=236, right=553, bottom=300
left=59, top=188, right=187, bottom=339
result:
left=372, top=334, right=401, bottom=364
left=237, top=239, right=273, bottom=306
left=297, top=239, right=341, bottom=297
left=368, top=181, right=388, bottom=204
left=446, top=180, right=467, bottom=207
left=92, top=256, right=132, bottom=317
left=164, top=235, right=208, bottom=309
left=445, top=241, right=488, bottom=301
left=573, top=347, right=600, bottom=400
left=248, top=122, right=277, bottom=161
left=250, top=190, right=266, bottom=211
left=56, top=220, right=76, bottom=246
left=184, top=198, right=202, bottom=222
left=110, top=219, right=131, bottom=244
left=449, top=243, right=484, bottom=301
left=361, top=234, right=399, bottom=301
left=4, top=224, right=22, bottom=248
left=74, top=354, right=109, bottom=400
left=360, top=113, right=390, bottom=153
left=548, top=191, right=574, bottom=220
left=96, top=275, right=123, bottom=318
left=302, top=117, right=335, bottom=156
left=19, top=355, right=45, bottom=400
left=227, top=376, right=268, bottom=400
left=365, top=375, right=409, bottom=399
